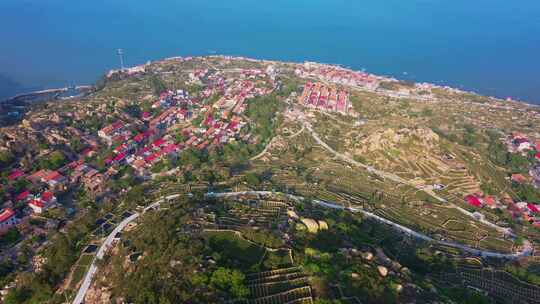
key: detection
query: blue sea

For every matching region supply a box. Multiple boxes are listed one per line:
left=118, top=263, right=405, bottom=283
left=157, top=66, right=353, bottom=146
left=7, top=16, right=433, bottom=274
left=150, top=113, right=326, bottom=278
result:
left=1, top=0, right=540, bottom=103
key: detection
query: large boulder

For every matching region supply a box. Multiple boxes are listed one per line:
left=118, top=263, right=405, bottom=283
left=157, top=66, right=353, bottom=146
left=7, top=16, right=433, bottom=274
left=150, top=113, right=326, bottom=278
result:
left=377, top=265, right=388, bottom=277
left=361, top=251, right=374, bottom=261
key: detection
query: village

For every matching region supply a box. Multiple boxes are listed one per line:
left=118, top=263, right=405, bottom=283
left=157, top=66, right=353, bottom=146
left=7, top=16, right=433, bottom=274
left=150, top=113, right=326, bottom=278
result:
left=294, top=61, right=449, bottom=101
left=460, top=132, right=540, bottom=227
left=0, top=58, right=277, bottom=266
left=2, top=55, right=540, bottom=254
left=297, top=82, right=353, bottom=114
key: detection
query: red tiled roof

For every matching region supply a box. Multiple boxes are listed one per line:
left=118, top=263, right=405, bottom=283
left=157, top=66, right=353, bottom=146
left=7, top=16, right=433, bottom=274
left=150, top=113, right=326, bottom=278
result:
left=28, top=170, right=48, bottom=180
left=144, top=153, right=159, bottom=163
left=113, top=152, right=127, bottom=162
left=133, top=133, right=145, bottom=142
left=527, top=203, right=540, bottom=213
left=136, top=146, right=151, bottom=156
left=465, top=195, right=482, bottom=207
left=41, top=191, right=54, bottom=202
left=44, top=171, right=62, bottom=182
left=484, top=196, right=496, bottom=206
left=511, top=174, right=527, bottom=183
left=29, top=199, right=44, bottom=208
left=8, top=169, right=24, bottom=181
left=186, top=136, right=198, bottom=145
left=81, top=147, right=93, bottom=156
left=152, top=138, right=166, bottom=147
left=16, top=190, right=30, bottom=201
left=204, top=116, right=214, bottom=126
left=161, top=144, right=178, bottom=154
left=112, top=121, right=124, bottom=130
left=0, top=208, right=15, bottom=223
left=114, top=144, right=127, bottom=153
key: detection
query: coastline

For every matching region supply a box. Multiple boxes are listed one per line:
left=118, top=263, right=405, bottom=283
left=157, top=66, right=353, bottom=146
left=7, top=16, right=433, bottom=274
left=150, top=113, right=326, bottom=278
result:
left=2, top=55, right=538, bottom=108
left=0, top=85, right=93, bottom=104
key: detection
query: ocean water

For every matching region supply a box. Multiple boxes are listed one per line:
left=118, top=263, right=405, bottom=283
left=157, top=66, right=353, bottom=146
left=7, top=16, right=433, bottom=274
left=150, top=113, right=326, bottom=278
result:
left=1, top=0, right=539, bottom=103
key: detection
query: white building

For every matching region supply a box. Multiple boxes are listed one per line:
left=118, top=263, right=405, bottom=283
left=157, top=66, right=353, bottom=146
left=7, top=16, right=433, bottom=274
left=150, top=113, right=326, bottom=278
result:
left=0, top=209, right=17, bottom=234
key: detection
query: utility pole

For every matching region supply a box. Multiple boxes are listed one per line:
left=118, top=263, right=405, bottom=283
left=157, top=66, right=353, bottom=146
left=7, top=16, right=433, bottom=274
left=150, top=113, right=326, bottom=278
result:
left=117, top=49, right=125, bottom=70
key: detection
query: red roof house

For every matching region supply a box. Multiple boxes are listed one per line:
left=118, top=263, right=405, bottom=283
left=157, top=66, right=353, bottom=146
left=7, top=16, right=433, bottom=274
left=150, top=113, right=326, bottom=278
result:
left=27, top=170, right=49, bottom=182
left=228, top=121, right=239, bottom=130
left=28, top=199, right=46, bottom=214
left=15, top=190, right=31, bottom=202
left=144, top=153, right=160, bottom=163
left=511, top=174, right=527, bottom=183
left=44, top=171, right=62, bottom=182
left=41, top=191, right=55, bottom=203
left=152, top=138, right=166, bottom=147
left=8, top=169, right=25, bottom=181
left=527, top=203, right=540, bottom=213
left=161, top=144, right=178, bottom=154
left=142, top=112, right=151, bottom=120
left=0, top=208, right=15, bottom=223
left=114, top=144, right=127, bottom=154
left=465, top=195, right=482, bottom=207
left=204, top=115, right=214, bottom=126
left=133, top=133, right=145, bottom=142
left=112, top=121, right=124, bottom=130
left=113, top=152, right=127, bottom=162
left=81, top=147, right=94, bottom=157
left=483, top=196, right=497, bottom=207
left=0, top=208, right=17, bottom=233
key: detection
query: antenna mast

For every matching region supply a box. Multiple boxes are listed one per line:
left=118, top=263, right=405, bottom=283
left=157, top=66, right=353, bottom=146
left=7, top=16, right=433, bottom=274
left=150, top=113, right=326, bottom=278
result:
left=117, top=49, right=125, bottom=70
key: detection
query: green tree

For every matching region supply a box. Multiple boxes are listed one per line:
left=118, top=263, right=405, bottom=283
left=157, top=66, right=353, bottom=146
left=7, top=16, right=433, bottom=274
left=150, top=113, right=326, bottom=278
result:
left=210, top=267, right=249, bottom=298
left=151, top=75, right=167, bottom=96
left=244, top=172, right=260, bottom=187
left=0, top=228, right=21, bottom=247
left=39, top=150, right=67, bottom=170
left=0, top=150, right=14, bottom=168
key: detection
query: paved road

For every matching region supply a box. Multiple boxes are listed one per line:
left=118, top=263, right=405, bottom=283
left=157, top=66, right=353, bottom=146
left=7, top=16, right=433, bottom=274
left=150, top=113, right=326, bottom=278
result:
left=207, top=191, right=532, bottom=259
left=72, top=196, right=177, bottom=304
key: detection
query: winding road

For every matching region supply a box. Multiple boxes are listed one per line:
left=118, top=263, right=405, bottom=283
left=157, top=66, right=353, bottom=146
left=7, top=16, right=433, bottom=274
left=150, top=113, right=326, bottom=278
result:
left=72, top=181, right=530, bottom=304
left=207, top=191, right=532, bottom=259
left=250, top=137, right=280, bottom=161
left=72, top=194, right=180, bottom=304
left=301, top=120, right=514, bottom=236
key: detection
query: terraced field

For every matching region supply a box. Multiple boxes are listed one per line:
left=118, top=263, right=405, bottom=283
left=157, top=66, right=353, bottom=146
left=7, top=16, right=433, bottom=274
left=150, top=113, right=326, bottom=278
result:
left=234, top=267, right=314, bottom=304
left=245, top=116, right=517, bottom=253
left=204, top=230, right=266, bottom=270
